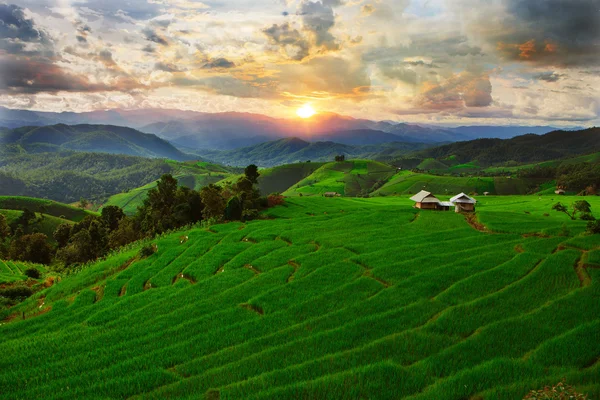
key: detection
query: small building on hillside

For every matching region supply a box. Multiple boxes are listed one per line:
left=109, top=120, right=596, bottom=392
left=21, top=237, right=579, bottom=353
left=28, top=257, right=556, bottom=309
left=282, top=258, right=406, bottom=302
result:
left=450, top=193, right=477, bottom=213
left=323, top=192, right=341, bottom=197
left=437, top=201, right=454, bottom=211
left=555, top=189, right=566, bottom=195
left=410, top=190, right=441, bottom=210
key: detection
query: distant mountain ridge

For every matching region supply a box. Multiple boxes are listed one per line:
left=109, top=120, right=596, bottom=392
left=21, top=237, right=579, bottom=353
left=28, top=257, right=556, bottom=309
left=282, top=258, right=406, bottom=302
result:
left=0, top=106, right=572, bottom=150
left=414, top=127, right=600, bottom=166
left=0, top=124, right=191, bottom=161
left=195, top=137, right=432, bottom=167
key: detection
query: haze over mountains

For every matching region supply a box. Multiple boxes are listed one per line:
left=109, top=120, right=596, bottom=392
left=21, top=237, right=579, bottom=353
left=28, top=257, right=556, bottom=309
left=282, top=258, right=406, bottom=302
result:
left=0, top=107, right=573, bottom=151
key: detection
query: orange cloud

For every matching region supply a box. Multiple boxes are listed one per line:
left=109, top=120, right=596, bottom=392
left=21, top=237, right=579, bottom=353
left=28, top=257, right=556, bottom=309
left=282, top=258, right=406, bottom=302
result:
left=544, top=41, right=557, bottom=53
left=518, top=39, right=536, bottom=59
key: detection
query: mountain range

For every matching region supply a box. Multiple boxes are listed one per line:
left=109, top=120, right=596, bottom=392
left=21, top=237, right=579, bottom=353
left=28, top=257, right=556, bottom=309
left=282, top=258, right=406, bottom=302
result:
left=0, top=124, right=190, bottom=161
left=195, top=137, right=432, bottom=167
left=0, top=107, right=573, bottom=151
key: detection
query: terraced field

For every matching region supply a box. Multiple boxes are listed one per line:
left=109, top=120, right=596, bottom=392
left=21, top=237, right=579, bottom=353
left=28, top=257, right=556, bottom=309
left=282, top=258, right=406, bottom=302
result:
left=1, top=196, right=599, bottom=399
left=284, top=160, right=396, bottom=196
left=0, top=259, right=46, bottom=285
left=0, top=196, right=93, bottom=222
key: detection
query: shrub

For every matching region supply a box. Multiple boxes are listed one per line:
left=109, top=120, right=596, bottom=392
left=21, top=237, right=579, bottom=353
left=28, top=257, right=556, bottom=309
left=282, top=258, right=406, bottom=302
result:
left=587, top=219, right=600, bottom=234
left=523, top=380, right=587, bottom=399
left=0, top=285, right=34, bottom=300
left=138, top=245, right=156, bottom=258
left=24, top=268, right=42, bottom=279
left=580, top=213, right=595, bottom=221
left=267, top=194, right=285, bottom=208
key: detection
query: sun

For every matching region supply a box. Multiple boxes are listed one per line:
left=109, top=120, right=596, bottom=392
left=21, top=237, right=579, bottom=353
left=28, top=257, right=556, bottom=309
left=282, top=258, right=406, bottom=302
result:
left=296, top=104, right=316, bottom=119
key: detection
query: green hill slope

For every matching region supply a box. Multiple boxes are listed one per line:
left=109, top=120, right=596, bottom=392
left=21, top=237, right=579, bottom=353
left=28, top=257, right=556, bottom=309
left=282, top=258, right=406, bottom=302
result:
left=1, top=196, right=599, bottom=399
left=0, top=196, right=94, bottom=221
left=103, top=161, right=236, bottom=214
left=372, top=171, right=548, bottom=196
left=1, top=124, right=191, bottom=160
left=283, top=160, right=397, bottom=197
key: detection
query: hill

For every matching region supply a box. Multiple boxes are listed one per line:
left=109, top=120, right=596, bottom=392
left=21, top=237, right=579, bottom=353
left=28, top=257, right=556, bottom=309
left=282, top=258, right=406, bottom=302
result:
left=414, top=127, right=600, bottom=166
left=1, top=196, right=598, bottom=399
left=0, top=152, right=234, bottom=204
left=283, top=160, right=397, bottom=197
left=103, top=161, right=236, bottom=215
left=0, top=196, right=94, bottom=222
left=0, top=124, right=190, bottom=161
left=370, top=171, right=547, bottom=196
left=198, top=137, right=430, bottom=167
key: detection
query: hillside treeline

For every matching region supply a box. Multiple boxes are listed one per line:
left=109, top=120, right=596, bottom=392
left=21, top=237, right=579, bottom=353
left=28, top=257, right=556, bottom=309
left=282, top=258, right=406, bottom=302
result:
left=0, top=165, right=280, bottom=269
left=415, top=128, right=600, bottom=166
left=518, top=162, right=600, bottom=193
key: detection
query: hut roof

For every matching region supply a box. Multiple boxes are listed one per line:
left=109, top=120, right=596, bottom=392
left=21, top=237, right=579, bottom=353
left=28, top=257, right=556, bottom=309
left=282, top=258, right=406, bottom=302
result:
left=450, top=193, right=477, bottom=204
left=438, top=201, right=454, bottom=207
left=324, top=192, right=339, bottom=196
left=410, top=190, right=439, bottom=203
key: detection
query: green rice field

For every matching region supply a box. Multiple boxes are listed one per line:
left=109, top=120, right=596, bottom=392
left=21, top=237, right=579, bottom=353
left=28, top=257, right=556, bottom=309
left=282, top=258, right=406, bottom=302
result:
left=1, top=195, right=599, bottom=399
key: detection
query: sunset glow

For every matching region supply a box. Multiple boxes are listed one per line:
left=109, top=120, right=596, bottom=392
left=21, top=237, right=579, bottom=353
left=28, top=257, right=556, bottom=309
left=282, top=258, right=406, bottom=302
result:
left=297, top=105, right=316, bottom=119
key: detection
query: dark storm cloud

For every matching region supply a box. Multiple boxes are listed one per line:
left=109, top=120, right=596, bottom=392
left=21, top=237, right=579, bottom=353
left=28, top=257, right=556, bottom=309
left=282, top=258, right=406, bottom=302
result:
left=263, top=22, right=310, bottom=61
left=0, top=3, right=54, bottom=56
left=494, top=0, right=600, bottom=66
left=142, top=28, right=169, bottom=46
left=202, top=58, right=236, bottom=69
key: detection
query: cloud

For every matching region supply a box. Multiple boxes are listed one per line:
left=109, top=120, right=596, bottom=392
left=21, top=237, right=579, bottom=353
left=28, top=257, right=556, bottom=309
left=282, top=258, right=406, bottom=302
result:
left=155, top=62, right=183, bottom=72
left=415, top=70, right=493, bottom=110
left=0, top=3, right=55, bottom=56
left=534, top=72, right=565, bottom=82
left=464, top=0, right=600, bottom=66
left=263, top=23, right=310, bottom=61
left=298, top=0, right=339, bottom=51
left=72, top=0, right=163, bottom=21
left=142, top=28, right=169, bottom=46
left=202, top=58, right=236, bottom=69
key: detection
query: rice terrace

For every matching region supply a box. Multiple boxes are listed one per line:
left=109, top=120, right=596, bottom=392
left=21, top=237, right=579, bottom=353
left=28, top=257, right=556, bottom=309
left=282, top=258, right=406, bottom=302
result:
left=1, top=193, right=599, bottom=399
left=2, top=0, right=600, bottom=398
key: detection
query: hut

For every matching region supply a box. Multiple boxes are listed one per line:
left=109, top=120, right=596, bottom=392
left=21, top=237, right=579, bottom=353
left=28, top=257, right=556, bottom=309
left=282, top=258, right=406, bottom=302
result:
left=437, top=201, right=453, bottom=211
left=450, top=193, right=477, bottom=213
left=410, top=190, right=441, bottom=210
left=555, top=189, right=566, bottom=195
left=323, top=192, right=340, bottom=197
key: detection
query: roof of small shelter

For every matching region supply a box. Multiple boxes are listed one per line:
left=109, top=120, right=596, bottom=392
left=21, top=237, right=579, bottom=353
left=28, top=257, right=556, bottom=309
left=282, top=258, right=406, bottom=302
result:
left=410, top=190, right=440, bottom=203
left=450, top=193, right=477, bottom=204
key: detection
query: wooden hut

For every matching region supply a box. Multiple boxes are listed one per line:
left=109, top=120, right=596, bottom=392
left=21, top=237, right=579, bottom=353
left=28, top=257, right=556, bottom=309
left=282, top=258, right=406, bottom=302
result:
left=555, top=189, right=566, bottom=195
left=450, top=193, right=477, bottom=213
left=323, top=192, right=340, bottom=197
left=410, top=190, right=441, bottom=210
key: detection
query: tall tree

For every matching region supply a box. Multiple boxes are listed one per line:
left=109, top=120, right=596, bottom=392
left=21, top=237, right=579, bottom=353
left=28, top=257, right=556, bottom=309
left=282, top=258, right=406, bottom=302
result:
left=244, top=164, right=260, bottom=184
left=0, top=214, right=10, bottom=241
left=200, top=184, right=226, bottom=220
left=101, top=205, right=126, bottom=232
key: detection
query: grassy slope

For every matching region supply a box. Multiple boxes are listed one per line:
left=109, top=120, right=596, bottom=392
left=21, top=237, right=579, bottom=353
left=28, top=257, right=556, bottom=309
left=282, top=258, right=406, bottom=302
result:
left=372, top=171, right=546, bottom=196
left=103, top=161, right=235, bottom=215
left=1, top=196, right=599, bottom=399
left=283, top=160, right=396, bottom=197
left=0, top=196, right=94, bottom=222
left=0, top=210, right=75, bottom=243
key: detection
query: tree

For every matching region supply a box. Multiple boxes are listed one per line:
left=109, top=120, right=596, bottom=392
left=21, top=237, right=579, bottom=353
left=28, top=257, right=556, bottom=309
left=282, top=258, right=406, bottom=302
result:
left=108, top=217, right=140, bottom=249
left=552, top=202, right=575, bottom=220
left=200, top=184, right=226, bottom=220
left=15, top=208, right=36, bottom=230
left=573, top=200, right=591, bottom=214
left=335, top=155, right=346, bottom=162
left=53, top=223, right=72, bottom=248
left=9, top=233, right=53, bottom=265
left=244, top=164, right=260, bottom=185
left=0, top=214, right=10, bottom=241
left=225, top=196, right=243, bottom=221
left=101, top=205, right=126, bottom=232
left=587, top=219, right=600, bottom=234
left=79, top=198, right=89, bottom=209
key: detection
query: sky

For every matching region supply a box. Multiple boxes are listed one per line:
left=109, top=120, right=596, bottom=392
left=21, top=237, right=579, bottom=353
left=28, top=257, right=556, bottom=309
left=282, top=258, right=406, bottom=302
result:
left=0, top=0, right=599, bottom=126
